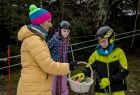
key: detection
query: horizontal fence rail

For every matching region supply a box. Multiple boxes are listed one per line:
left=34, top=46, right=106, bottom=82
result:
left=0, top=29, right=140, bottom=69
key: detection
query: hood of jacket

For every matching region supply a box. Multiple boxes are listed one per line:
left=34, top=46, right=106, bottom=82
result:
left=17, top=25, right=46, bottom=41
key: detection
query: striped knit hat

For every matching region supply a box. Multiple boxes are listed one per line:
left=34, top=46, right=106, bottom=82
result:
left=29, top=4, right=52, bottom=25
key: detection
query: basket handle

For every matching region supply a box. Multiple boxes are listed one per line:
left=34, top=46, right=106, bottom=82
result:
left=69, top=61, right=93, bottom=79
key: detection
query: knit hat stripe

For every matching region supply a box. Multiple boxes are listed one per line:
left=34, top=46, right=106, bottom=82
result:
left=30, top=9, right=48, bottom=20
left=29, top=4, right=52, bottom=25
left=31, top=12, right=52, bottom=25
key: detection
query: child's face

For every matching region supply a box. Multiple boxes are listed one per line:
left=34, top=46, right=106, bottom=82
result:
left=98, top=38, right=109, bottom=48
left=61, top=29, right=70, bottom=38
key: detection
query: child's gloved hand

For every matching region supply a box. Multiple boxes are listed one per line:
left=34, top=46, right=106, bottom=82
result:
left=69, top=61, right=77, bottom=71
left=83, top=67, right=91, bottom=77
left=99, top=78, right=110, bottom=89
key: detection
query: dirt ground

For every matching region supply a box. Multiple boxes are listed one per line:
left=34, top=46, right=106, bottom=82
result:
left=0, top=48, right=140, bottom=95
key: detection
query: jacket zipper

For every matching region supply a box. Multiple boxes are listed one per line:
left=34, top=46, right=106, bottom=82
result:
left=107, top=56, right=112, bottom=95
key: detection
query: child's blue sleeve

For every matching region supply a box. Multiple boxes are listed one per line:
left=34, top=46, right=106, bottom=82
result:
left=48, top=37, right=56, bottom=50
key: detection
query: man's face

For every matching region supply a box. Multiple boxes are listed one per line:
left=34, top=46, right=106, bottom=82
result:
left=61, top=29, right=70, bottom=38
left=41, top=19, right=52, bottom=32
left=98, top=38, right=109, bottom=48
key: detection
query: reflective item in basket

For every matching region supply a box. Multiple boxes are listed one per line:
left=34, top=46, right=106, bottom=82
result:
left=68, top=61, right=94, bottom=93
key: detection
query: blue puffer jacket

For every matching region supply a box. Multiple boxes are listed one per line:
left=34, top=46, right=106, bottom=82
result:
left=48, top=32, right=68, bottom=62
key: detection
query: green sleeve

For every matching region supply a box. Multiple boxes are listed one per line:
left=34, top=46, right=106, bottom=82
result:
left=83, top=51, right=97, bottom=77
left=119, top=49, right=128, bottom=70
left=88, top=51, right=96, bottom=65
left=110, top=48, right=129, bottom=83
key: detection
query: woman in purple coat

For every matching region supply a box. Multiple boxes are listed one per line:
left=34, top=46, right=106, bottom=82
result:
left=48, top=21, right=71, bottom=95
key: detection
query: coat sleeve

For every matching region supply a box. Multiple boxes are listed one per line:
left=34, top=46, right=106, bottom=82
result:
left=110, top=48, right=129, bottom=83
left=28, top=36, right=70, bottom=75
left=88, top=51, right=96, bottom=65
left=83, top=51, right=96, bottom=77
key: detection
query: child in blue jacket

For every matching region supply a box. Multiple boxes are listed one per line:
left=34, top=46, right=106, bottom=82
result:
left=48, top=21, right=71, bottom=95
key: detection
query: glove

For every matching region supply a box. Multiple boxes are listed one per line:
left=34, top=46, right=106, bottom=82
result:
left=99, top=78, right=110, bottom=89
left=69, top=61, right=77, bottom=71
left=110, top=69, right=129, bottom=83
left=83, top=67, right=91, bottom=77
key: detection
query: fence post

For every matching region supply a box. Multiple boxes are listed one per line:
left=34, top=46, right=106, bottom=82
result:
left=70, top=45, right=75, bottom=61
left=8, top=45, right=11, bottom=95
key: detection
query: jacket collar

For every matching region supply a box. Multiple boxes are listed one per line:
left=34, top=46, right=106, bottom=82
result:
left=27, top=24, right=48, bottom=40
left=96, top=43, right=117, bottom=56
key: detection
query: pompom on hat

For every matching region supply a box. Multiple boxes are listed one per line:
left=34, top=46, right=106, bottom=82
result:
left=29, top=4, right=52, bottom=25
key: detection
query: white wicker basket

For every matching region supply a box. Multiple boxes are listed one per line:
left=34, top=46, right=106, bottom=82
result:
left=68, top=61, right=94, bottom=93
